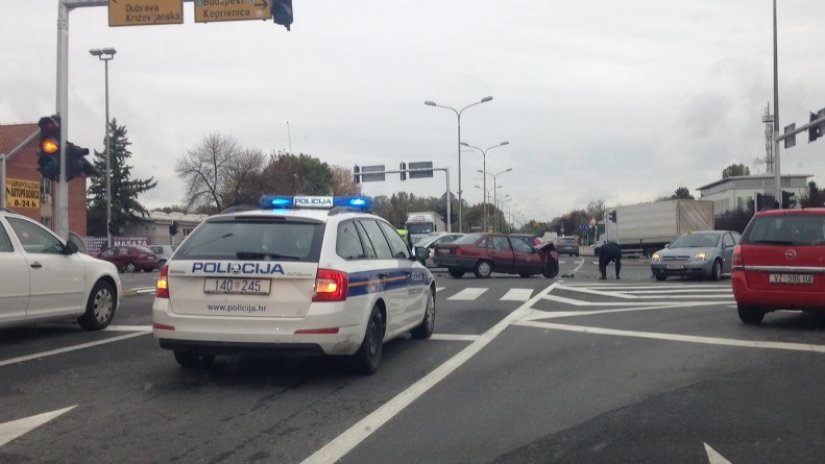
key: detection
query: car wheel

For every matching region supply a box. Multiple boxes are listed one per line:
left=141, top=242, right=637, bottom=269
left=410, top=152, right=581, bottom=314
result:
left=737, top=304, right=765, bottom=325
left=77, top=280, right=117, bottom=330
left=519, top=273, right=531, bottom=278
left=474, top=261, right=493, bottom=278
left=174, top=351, right=216, bottom=368
left=655, top=275, right=667, bottom=282
left=411, top=288, right=435, bottom=339
left=351, top=305, right=384, bottom=375
left=125, top=262, right=137, bottom=273
left=710, top=260, right=722, bottom=281
left=448, top=267, right=465, bottom=278
left=542, top=259, right=559, bottom=279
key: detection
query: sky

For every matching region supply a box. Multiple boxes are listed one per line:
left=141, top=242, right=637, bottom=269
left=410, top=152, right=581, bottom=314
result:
left=2, top=0, right=824, bottom=224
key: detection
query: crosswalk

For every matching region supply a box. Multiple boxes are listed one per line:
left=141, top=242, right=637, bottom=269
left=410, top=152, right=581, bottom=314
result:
left=436, top=282, right=734, bottom=304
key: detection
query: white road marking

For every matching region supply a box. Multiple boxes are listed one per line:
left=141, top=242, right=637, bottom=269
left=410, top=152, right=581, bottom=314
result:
left=448, top=288, right=488, bottom=301
left=300, top=283, right=560, bottom=464
left=0, top=331, right=151, bottom=368
left=435, top=287, right=446, bottom=293
left=500, top=288, right=534, bottom=302
left=704, top=442, right=733, bottom=464
left=134, top=287, right=155, bottom=294
left=105, top=325, right=153, bottom=332
left=540, top=293, right=669, bottom=307
left=515, top=320, right=825, bottom=354
left=0, top=405, right=76, bottom=448
left=429, top=334, right=480, bottom=342
left=524, top=302, right=724, bottom=321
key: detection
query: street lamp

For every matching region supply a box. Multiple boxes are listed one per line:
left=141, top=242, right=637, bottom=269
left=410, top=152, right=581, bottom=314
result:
left=424, top=96, right=493, bottom=232
left=463, top=140, right=509, bottom=230
left=90, top=47, right=116, bottom=248
left=477, top=167, right=512, bottom=232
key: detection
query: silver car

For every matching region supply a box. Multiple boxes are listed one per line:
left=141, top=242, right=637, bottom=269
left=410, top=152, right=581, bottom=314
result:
left=650, top=230, right=740, bottom=281
left=413, top=232, right=464, bottom=267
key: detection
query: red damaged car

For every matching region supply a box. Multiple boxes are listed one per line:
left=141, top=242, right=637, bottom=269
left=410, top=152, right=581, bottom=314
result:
left=432, top=233, right=559, bottom=279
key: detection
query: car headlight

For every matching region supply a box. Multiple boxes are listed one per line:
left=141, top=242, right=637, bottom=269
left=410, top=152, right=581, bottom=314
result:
left=692, top=252, right=706, bottom=262
left=651, top=253, right=661, bottom=263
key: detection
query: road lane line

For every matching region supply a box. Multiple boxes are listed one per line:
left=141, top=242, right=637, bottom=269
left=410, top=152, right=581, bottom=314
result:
left=0, top=331, right=151, bottom=368
left=105, top=325, right=153, bottom=332
left=447, top=288, right=488, bottom=301
left=300, top=282, right=560, bottom=464
left=430, top=334, right=480, bottom=342
left=515, top=320, right=825, bottom=353
left=500, top=288, right=533, bottom=302
left=0, top=405, right=77, bottom=448
left=436, top=287, right=446, bottom=293
left=525, top=301, right=728, bottom=320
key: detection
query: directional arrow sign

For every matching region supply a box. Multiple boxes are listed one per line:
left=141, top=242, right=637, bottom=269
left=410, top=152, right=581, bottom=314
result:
left=0, top=406, right=76, bottom=448
left=195, top=0, right=272, bottom=23
left=109, top=0, right=183, bottom=27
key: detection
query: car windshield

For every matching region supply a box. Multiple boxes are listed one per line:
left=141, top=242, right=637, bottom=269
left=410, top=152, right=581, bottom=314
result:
left=669, top=233, right=720, bottom=248
left=174, top=219, right=325, bottom=261
left=743, top=215, right=825, bottom=246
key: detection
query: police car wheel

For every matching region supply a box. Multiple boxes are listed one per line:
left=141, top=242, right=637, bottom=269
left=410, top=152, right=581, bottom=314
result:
left=411, top=288, right=435, bottom=339
left=174, top=351, right=216, bottom=368
left=77, top=280, right=116, bottom=331
left=474, top=261, right=493, bottom=279
left=351, top=306, right=385, bottom=375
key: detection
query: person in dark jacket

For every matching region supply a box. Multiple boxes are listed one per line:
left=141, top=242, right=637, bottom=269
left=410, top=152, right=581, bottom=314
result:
left=595, top=241, right=622, bottom=280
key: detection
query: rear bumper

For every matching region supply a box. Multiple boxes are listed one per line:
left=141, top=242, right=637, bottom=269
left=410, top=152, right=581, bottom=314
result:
left=732, top=271, right=825, bottom=311
left=152, top=298, right=370, bottom=356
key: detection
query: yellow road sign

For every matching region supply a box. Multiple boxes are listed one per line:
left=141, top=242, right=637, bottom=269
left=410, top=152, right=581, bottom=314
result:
left=109, top=0, right=183, bottom=27
left=6, top=178, right=41, bottom=210
left=195, top=0, right=271, bottom=23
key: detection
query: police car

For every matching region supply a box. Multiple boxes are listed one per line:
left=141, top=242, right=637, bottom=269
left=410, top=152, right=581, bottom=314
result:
left=152, top=195, right=436, bottom=374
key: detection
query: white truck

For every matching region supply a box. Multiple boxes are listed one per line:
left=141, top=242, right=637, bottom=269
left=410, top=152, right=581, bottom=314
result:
left=406, top=211, right=447, bottom=243
left=598, top=199, right=715, bottom=257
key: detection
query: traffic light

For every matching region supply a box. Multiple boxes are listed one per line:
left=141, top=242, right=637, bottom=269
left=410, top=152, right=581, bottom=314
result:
left=353, top=165, right=361, bottom=184
left=65, top=142, right=93, bottom=181
left=809, top=110, right=825, bottom=143
left=271, top=0, right=292, bottom=30
left=608, top=211, right=617, bottom=223
left=781, top=190, right=797, bottom=209
left=169, top=221, right=179, bottom=236
left=400, top=162, right=407, bottom=181
left=36, top=115, right=61, bottom=180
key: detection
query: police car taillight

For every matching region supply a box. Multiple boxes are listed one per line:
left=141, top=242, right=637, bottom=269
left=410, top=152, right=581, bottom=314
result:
left=156, top=265, right=169, bottom=298
left=313, top=268, right=348, bottom=302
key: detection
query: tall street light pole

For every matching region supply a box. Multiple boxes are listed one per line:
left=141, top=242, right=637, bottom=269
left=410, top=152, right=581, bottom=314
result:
left=462, top=141, right=509, bottom=231
left=478, top=168, right=512, bottom=232
left=90, top=47, right=116, bottom=248
left=424, top=96, right=493, bottom=232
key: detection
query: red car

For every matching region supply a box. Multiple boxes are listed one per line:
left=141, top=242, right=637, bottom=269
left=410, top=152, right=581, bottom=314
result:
left=98, top=245, right=160, bottom=273
left=432, top=233, right=559, bottom=278
left=732, top=208, right=825, bottom=324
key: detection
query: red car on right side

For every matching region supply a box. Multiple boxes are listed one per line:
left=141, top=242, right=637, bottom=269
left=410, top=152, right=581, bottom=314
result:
left=732, top=208, right=825, bottom=324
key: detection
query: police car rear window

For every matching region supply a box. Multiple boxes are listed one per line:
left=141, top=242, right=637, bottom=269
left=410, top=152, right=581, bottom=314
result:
left=174, top=219, right=325, bottom=261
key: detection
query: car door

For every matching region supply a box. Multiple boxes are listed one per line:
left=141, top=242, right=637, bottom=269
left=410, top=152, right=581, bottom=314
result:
left=358, top=219, right=408, bottom=335
left=6, top=216, right=86, bottom=319
left=489, top=235, right=515, bottom=273
left=378, top=220, right=424, bottom=329
left=511, top=236, right=544, bottom=274
left=720, top=232, right=736, bottom=273
left=0, top=218, right=28, bottom=325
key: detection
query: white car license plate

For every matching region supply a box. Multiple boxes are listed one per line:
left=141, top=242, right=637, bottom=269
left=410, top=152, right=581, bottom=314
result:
left=203, top=278, right=271, bottom=295
left=666, top=263, right=684, bottom=270
left=769, top=274, right=814, bottom=285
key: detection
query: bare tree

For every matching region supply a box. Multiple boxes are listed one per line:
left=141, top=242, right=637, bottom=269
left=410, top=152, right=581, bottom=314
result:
left=222, top=148, right=266, bottom=207
left=329, top=165, right=359, bottom=195
left=176, top=134, right=240, bottom=212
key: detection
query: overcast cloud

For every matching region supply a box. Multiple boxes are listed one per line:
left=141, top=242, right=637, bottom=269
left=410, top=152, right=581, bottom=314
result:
left=2, top=0, right=823, bottom=222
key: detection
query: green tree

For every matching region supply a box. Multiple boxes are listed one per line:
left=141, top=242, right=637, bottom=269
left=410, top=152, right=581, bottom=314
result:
left=722, top=163, right=750, bottom=179
left=87, top=119, right=157, bottom=235
left=671, top=186, right=695, bottom=199
left=260, top=153, right=332, bottom=196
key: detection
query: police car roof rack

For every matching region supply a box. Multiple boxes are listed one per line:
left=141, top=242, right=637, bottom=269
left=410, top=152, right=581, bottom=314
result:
left=328, top=206, right=371, bottom=216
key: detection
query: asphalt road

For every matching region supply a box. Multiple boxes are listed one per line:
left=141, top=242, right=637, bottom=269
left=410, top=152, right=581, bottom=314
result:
left=2, top=257, right=825, bottom=463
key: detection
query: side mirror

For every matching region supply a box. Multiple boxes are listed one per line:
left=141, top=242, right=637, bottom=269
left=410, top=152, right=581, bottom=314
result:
left=412, top=246, right=430, bottom=264
left=63, top=240, right=79, bottom=255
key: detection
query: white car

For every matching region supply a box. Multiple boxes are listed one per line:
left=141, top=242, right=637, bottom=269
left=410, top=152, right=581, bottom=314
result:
left=0, top=209, right=121, bottom=330
left=149, top=244, right=176, bottom=267
left=152, top=195, right=436, bottom=374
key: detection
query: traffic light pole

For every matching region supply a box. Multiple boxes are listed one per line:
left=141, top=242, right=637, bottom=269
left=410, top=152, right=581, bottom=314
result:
left=55, top=1, right=70, bottom=239
left=357, top=167, right=452, bottom=233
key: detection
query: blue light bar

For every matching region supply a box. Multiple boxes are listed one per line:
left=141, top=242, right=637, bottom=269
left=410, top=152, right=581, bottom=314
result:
left=258, top=195, right=373, bottom=211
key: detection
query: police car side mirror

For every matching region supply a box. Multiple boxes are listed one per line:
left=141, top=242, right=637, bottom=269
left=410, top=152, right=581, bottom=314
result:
left=412, top=246, right=430, bottom=263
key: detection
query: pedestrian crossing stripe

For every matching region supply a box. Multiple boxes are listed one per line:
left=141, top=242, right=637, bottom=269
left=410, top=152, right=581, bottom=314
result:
left=448, top=288, right=489, bottom=301
left=434, top=283, right=733, bottom=303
